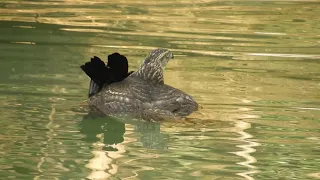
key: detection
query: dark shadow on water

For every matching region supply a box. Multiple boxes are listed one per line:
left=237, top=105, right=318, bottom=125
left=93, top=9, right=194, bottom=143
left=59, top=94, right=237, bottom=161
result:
left=79, top=113, right=125, bottom=151
left=79, top=113, right=169, bottom=150
left=135, top=121, right=169, bottom=150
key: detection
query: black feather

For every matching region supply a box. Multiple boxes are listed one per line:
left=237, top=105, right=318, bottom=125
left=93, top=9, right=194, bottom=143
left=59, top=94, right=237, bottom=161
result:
left=80, top=52, right=133, bottom=96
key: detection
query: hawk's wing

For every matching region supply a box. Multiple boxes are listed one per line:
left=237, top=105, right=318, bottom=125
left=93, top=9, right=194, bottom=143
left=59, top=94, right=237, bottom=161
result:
left=150, top=84, right=198, bottom=116
left=88, top=77, right=150, bottom=115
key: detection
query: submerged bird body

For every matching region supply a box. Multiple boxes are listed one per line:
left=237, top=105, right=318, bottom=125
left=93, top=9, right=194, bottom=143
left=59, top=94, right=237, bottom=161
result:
left=83, top=49, right=198, bottom=120
left=89, top=75, right=198, bottom=119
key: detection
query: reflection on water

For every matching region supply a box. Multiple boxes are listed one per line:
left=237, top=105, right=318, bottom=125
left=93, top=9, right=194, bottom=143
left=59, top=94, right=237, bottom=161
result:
left=135, top=122, right=169, bottom=150
left=80, top=115, right=125, bottom=147
left=1, top=0, right=320, bottom=179
left=79, top=114, right=169, bottom=179
left=233, top=121, right=260, bottom=180
left=35, top=103, right=56, bottom=179
left=80, top=114, right=169, bottom=150
left=80, top=116, right=125, bottom=179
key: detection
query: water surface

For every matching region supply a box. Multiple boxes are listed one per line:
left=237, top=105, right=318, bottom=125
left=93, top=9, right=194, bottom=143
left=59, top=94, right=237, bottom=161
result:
left=1, top=0, right=319, bottom=179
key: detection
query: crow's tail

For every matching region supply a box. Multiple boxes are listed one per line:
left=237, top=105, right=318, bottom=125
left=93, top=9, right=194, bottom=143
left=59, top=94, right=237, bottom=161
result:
left=80, top=56, right=109, bottom=97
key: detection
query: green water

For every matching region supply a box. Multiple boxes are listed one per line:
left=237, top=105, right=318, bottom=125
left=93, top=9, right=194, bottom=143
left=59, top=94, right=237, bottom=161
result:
left=1, top=1, right=319, bottom=179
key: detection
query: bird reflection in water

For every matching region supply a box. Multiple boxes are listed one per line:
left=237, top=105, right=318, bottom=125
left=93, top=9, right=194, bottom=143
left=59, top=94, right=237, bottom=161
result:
left=135, top=122, right=169, bottom=150
left=80, top=113, right=169, bottom=150
left=80, top=113, right=125, bottom=151
left=79, top=113, right=169, bottom=179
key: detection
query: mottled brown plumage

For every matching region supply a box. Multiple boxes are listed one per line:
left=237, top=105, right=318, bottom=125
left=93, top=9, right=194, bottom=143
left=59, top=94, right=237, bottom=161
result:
left=88, top=49, right=198, bottom=121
